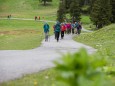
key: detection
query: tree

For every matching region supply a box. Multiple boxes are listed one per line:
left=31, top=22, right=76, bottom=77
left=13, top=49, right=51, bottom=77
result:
left=90, top=0, right=112, bottom=28
left=70, top=0, right=81, bottom=22
left=110, top=0, right=115, bottom=23
left=57, top=1, right=66, bottom=22
left=39, top=0, right=52, bottom=6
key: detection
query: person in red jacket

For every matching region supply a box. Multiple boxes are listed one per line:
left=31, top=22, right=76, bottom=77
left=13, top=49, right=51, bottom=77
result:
left=61, top=23, right=66, bottom=39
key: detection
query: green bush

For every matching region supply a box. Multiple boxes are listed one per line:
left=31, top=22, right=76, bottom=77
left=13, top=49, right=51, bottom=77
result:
left=54, top=48, right=107, bottom=86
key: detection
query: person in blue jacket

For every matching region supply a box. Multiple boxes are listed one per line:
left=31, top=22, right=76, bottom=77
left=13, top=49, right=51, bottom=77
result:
left=43, top=22, right=50, bottom=42
left=54, top=21, right=61, bottom=42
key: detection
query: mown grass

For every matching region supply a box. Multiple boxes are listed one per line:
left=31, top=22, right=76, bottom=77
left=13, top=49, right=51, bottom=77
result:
left=0, top=20, right=54, bottom=50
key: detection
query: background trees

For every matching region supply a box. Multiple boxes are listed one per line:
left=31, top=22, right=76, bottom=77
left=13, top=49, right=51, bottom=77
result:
left=57, top=0, right=81, bottom=22
left=90, top=0, right=112, bottom=28
left=110, top=0, right=115, bottom=23
left=39, top=0, right=52, bottom=5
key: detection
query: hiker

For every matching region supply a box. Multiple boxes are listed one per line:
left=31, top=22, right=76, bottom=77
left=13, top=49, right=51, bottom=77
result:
left=66, top=22, right=71, bottom=34
left=77, top=22, right=82, bottom=34
left=7, top=15, right=11, bottom=19
left=75, top=22, right=79, bottom=34
left=54, top=21, right=61, bottom=42
left=35, top=16, right=37, bottom=20
left=43, top=22, right=50, bottom=42
left=38, top=16, right=40, bottom=20
left=61, top=23, right=66, bottom=39
left=71, top=22, right=75, bottom=34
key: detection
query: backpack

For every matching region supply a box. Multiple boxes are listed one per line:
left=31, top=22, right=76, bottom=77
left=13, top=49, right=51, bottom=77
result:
left=55, top=24, right=60, bottom=32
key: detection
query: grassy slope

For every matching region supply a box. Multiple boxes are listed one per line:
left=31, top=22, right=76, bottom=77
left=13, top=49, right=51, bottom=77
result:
left=74, top=24, right=115, bottom=82
left=0, top=0, right=58, bottom=49
left=0, top=0, right=58, bottom=20
left=74, top=24, right=115, bottom=58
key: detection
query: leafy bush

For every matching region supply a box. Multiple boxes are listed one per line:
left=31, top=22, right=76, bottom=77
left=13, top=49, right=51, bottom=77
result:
left=54, top=48, right=107, bottom=86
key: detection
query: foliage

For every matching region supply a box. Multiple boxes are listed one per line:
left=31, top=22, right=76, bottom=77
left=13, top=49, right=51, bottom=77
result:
left=39, top=0, right=52, bottom=5
left=54, top=48, right=106, bottom=86
left=81, top=5, right=90, bottom=14
left=70, top=0, right=81, bottom=22
left=110, top=0, right=115, bottom=23
left=57, top=1, right=66, bottom=22
left=90, top=0, right=112, bottom=28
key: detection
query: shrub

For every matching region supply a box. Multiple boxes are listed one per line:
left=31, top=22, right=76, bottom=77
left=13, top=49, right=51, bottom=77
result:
left=54, top=48, right=107, bottom=86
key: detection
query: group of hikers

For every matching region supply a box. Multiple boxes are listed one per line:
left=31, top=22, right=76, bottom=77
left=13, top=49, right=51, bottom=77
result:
left=43, top=21, right=82, bottom=42
left=35, top=16, right=45, bottom=21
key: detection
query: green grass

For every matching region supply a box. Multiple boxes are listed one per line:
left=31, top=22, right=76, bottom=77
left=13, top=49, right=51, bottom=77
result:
left=81, top=15, right=96, bottom=30
left=74, top=24, right=115, bottom=76
left=0, top=0, right=58, bottom=20
left=81, top=15, right=91, bottom=24
left=0, top=20, right=54, bottom=50
left=0, top=69, right=67, bottom=86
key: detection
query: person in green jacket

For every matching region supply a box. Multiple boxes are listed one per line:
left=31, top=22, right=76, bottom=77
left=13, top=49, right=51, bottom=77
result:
left=54, top=21, right=61, bottom=42
left=43, top=22, right=50, bottom=42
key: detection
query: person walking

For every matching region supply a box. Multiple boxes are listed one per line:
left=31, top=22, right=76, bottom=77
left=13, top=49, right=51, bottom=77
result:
left=75, top=22, right=79, bottom=34
left=71, top=22, right=75, bottom=34
left=61, top=23, right=66, bottom=39
left=43, top=22, right=50, bottom=42
left=77, top=22, right=82, bottom=34
left=66, top=22, right=71, bottom=34
left=54, top=21, right=61, bottom=42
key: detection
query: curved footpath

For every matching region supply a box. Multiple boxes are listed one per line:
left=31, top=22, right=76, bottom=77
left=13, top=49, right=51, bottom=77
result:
left=0, top=18, right=95, bottom=83
left=0, top=34, right=96, bottom=83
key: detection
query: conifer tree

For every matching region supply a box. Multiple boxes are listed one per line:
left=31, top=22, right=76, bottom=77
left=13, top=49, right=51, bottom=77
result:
left=57, top=1, right=65, bottom=22
left=110, top=0, right=115, bottom=22
left=70, top=0, right=81, bottom=22
left=90, top=0, right=112, bottom=28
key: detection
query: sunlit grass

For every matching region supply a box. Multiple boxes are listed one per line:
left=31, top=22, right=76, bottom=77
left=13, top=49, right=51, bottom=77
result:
left=0, top=20, right=54, bottom=50
left=0, top=69, right=66, bottom=86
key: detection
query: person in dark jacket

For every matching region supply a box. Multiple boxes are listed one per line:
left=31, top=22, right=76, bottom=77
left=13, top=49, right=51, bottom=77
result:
left=54, top=21, right=61, bottom=42
left=43, top=22, right=50, bottom=42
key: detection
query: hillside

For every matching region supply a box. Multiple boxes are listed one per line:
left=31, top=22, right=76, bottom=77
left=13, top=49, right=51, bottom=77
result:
left=0, top=0, right=59, bottom=19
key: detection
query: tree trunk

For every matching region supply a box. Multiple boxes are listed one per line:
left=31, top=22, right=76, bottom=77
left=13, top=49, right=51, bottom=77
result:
left=44, top=0, right=46, bottom=6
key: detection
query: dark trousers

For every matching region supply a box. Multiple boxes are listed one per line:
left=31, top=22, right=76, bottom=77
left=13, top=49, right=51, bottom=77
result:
left=72, top=28, right=74, bottom=34
left=55, top=32, right=60, bottom=42
left=61, top=31, right=64, bottom=39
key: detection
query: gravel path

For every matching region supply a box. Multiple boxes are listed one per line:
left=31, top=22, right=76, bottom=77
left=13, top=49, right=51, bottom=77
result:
left=0, top=34, right=96, bottom=83
left=0, top=17, right=94, bottom=83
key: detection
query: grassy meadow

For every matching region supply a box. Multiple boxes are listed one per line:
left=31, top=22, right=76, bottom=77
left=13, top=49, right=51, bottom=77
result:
left=0, top=0, right=58, bottom=50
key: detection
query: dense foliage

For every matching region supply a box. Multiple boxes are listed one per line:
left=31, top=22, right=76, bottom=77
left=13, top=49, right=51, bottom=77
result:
left=39, top=0, right=52, bottom=5
left=54, top=48, right=107, bottom=86
left=90, top=0, right=112, bottom=28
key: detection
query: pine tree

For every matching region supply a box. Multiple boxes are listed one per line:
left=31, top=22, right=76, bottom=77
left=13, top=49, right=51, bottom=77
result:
left=90, top=0, right=112, bottom=28
left=70, top=0, right=81, bottom=22
left=110, top=0, right=115, bottom=22
left=57, top=1, right=65, bottom=22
